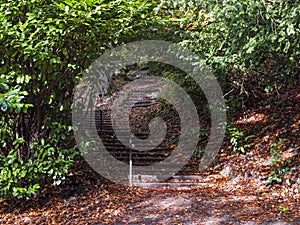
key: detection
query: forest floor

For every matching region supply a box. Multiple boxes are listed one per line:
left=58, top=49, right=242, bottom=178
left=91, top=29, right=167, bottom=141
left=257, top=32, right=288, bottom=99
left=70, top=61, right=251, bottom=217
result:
left=0, top=79, right=299, bottom=224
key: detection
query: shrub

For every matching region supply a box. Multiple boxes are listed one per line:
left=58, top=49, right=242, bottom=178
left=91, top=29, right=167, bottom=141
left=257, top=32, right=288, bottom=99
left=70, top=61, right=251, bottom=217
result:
left=227, top=124, right=255, bottom=154
left=0, top=0, right=161, bottom=198
left=158, top=0, right=300, bottom=110
left=265, top=138, right=295, bottom=185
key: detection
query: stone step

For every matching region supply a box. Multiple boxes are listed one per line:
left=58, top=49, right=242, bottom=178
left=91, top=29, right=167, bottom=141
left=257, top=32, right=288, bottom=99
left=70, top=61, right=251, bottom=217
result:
left=132, top=182, right=212, bottom=188
left=131, top=175, right=202, bottom=182
left=130, top=175, right=209, bottom=188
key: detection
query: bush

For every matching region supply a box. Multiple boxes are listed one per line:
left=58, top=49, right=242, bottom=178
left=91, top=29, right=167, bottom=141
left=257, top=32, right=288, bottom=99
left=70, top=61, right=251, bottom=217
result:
left=158, top=0, right=300, bottom=109
left=227, top=124, right=255, bottom=154
left=0, top=0, right=161, bottom=198
left=0, top=136, right=76, bottom=198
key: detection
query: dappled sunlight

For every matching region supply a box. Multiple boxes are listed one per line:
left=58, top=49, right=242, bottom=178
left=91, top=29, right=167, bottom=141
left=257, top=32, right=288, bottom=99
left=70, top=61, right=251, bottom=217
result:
left=236, top=113, right=268, bottom=124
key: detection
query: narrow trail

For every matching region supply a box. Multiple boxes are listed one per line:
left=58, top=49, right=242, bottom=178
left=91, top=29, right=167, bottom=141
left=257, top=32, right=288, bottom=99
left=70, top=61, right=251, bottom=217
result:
left=122, top=189, right=299, bottom=225
left=116, top=175, right=300, bottom=225
left=1, top=158, right=299, bottom=224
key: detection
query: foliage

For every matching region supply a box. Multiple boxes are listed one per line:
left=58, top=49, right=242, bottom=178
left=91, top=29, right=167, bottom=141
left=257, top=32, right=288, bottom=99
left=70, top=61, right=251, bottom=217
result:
left=278, top=205, right=289, bottom=214
left=269, top=138, right=287, bottom=159
left=157, top=0, right=300, bottom=111
left=266, top=167, right=294, bottom=185
left=0, top=68, right=33, bottom=113
left=0, top=136, right=76, bottom=199
left=0, top=0, right=161, bottom=198
left=265, top=138, right=295, bottom=185
left=227, top=124, right=254, bottom=154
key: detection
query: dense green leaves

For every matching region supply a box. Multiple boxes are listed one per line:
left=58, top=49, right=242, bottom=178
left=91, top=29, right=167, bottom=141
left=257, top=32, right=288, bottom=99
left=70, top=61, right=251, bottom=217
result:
left=156, top=0, right=299, bottom=120
left=167, top=0, right=299, bottom=69
left=0, top=0, right=160, bottom=198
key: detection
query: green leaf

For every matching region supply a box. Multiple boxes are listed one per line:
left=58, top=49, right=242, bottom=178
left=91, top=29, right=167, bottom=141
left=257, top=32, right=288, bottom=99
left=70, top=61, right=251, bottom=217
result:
left=86, top=0, right=94, bottom=6
left=0, top=66, right=7, bottom=74
left=0, top=82, right=9, bottom=91
left=33, top=183, right=40, bottom=190
left=1, top=101, right=8, bottom=111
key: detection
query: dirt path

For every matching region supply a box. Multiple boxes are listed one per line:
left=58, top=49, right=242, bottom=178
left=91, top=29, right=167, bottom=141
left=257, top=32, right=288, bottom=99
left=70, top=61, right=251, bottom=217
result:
left=114, top=176, right=300, bottom=225
left=120, top=189, right=299, bottom=224
left=1, top=162, right=299, bottom=225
